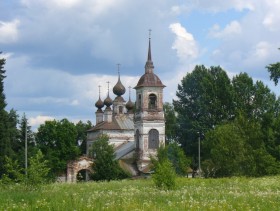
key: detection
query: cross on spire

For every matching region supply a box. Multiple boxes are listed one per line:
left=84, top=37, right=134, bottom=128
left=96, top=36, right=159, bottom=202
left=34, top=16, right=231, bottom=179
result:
left=149, top=29, right=152, bottom=39
left=106, top=81, right=110, bottom=96
left=98, top=85, right=101, bottom=98
left=128, top=86, right=131, bottom=100
left=117, top=63, right=121, bottom=77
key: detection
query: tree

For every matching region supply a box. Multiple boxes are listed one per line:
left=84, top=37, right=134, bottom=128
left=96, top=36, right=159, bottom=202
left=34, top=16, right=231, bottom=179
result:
left=151, top=145, right=176, bottom=189
left=165, top=142, right=190, bottom=176
left=14, top=113, right=36, bottom=168
left=0, top=54, right=14, bottom=177
left=173, top=65, right=234, bottom=156
left=203, top=115, right=280, bottom=177
left=0, top=53, right=7, bottom=111
left=26, top=150, right=50, bottom=186
left=0, top=150, right=50, bottom=186
left=89, top=135, right=128, bottom=181
left=36, top=119, right=80, bottom=177
left=1, top=156, right=24, bottom=184
left=164, top=103, right=178, bottom=143
left=75, top=120, right=92, bottom=155
left=266, top=49, right=280, bottom=85
left=232, top=73, right=255, bottom=118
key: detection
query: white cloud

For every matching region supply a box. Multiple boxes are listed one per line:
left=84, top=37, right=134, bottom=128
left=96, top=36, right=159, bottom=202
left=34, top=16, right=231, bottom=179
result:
left=262, top=0, right=280, bottom=31
left=0, top=19, right=20, bottom=44
left=0, top=52, right=13, bottom=60
left=169, top=23, right=199, bottom=63
left=29, top=115, right=55, bottom=127
left=207, top=0, right=280, bottom=83
left=209, top=21, right=242, bottom=39
left=243, top=41, right=273, bottom=67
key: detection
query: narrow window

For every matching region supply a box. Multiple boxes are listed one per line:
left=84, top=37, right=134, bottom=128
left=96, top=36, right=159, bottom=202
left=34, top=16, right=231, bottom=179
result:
left=138, top=94, right=141, bottom=109
left=136, top=129, right=140, bottom=149
left=119, top=106, right=123, bottom=114
left=148, top=129, right=159, bottom=149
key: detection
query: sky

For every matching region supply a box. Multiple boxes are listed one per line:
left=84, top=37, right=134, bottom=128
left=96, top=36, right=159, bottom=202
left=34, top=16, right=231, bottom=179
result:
left=1, top=0, right=280, bottom=130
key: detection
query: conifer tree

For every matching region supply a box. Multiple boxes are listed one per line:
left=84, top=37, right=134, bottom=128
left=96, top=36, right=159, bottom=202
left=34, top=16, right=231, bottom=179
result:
left=14, top=113, right=36, bottom=167
left=0, top=53, right=13, bottom=177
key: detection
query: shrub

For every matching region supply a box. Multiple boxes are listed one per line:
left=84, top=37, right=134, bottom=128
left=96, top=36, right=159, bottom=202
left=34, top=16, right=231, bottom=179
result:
left=26, top=150, right=50, bottom=186
left=152, top=158, right=176, bottom=189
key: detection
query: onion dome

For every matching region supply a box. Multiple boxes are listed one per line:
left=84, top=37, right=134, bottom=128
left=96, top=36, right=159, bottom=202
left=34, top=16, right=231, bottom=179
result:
left=95, top=86, right=104, bottom=110
left=126, top=86, right=134, bottom=112
left=113, top=68, right=126, bottom=96
left=103, top=81, right=113, bottom=107
left=104, top=94, right=113, bottom=107
left=126, top=99, right=134, bottom=111
left=95, top=97, right=104, bottom=110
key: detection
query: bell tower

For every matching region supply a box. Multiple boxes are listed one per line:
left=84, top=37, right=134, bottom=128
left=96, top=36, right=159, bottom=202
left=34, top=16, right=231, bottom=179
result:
left=134, top=32, right=165, bottom=172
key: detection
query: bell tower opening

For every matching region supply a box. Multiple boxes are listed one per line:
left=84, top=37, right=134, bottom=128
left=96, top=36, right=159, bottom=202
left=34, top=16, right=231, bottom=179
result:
left=148, top=94, right=157, bottom=110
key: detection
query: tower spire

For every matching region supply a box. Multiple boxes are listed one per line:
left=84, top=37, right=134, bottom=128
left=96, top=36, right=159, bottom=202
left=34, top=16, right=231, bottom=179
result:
left=148, top=29, right=152, bottom=62
left=145, top=29, right=154, bottom=73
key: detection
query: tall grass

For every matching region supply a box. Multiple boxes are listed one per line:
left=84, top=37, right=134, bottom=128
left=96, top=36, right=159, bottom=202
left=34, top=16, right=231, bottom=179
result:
left=1, top=176, right=279, bottom=210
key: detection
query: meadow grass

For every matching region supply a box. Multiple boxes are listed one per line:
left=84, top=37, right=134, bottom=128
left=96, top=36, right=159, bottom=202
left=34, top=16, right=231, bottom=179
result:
left=0, top=176, right=279, bottom=210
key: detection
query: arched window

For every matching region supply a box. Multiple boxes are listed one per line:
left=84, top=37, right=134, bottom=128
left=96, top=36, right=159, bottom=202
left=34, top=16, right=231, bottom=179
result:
left=135, top=129, right=140, bottom=149
left=148, top=94, right=157, bottom=109
left=148, top=129, right=159, bottom=149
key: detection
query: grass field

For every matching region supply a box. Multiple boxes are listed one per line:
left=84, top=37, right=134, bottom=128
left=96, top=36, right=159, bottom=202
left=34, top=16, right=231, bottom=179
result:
left=0, top=176, right=279, bottom=210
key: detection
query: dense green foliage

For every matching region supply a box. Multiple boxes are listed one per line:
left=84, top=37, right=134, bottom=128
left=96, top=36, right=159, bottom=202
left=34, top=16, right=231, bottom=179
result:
left=0, top=55, right=21, bottom=178
left=1, top=150, right=50, bottom=186
left=75, top=120, right=92, bottom=154
left=0, top=176, right=279, bottom=210
left=89, top=135, right=128, bottom=181
left=266, top=49, right=280, bottom=85
left=173, top=65, right=234, bottom=157
left=151, top=143, right=190, bottom=189
left=151, top=145, right=176, bottom=189
left=164, top=103, right=178, bottom=143
left=36, top=119, right=80, bottom=177
left=203, top=116, right=280, bottom=177
left=0, top=55, right=12, bottom=176
left=152, top=158, right=176, bottom=189
left=174, top=65, right=280, bottom=177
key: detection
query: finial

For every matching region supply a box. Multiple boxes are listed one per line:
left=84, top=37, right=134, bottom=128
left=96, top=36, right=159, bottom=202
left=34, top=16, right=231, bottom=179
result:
left=128, top=86, right=131, bottom=100
left=149, top=29, right=152, bottom=39
left=106, top=81, right=110, bottom=95
left=98, top=85, right=101, bottom=98
left=117, top=63, right=121, bottom=78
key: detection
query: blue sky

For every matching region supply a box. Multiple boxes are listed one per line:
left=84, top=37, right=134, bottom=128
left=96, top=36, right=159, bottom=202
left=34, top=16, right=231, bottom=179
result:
left=1, top=0, right=280, bottom=129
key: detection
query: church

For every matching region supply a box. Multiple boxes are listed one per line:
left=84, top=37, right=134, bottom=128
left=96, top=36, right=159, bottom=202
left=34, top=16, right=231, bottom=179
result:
left=86, top=36, right=166, bottom=175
